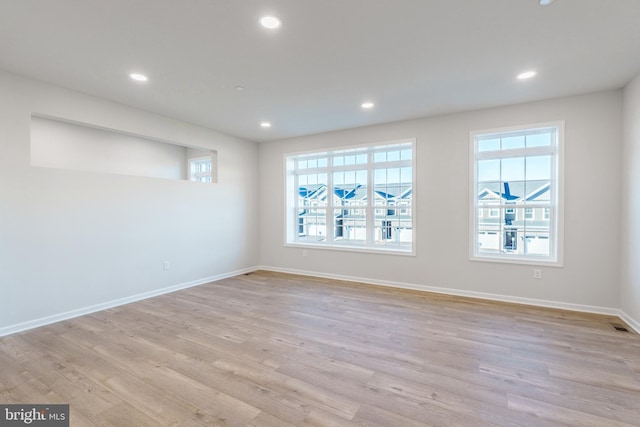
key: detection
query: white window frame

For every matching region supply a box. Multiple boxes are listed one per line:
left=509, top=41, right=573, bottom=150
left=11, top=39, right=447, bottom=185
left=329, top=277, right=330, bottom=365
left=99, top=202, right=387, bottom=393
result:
left=469, top=122, right=564, bottom=266
left=285, top=139, right=416, bottom=255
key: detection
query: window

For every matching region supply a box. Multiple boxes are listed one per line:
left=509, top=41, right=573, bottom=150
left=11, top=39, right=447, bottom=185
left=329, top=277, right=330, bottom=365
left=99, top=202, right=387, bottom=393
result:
left=470, top=122, right=563, bottom=265
left=524, top=208, right=533, bottom=220
left=286, top=140, right=415, bottom=254
left=189, top=156, right=213, bottom=182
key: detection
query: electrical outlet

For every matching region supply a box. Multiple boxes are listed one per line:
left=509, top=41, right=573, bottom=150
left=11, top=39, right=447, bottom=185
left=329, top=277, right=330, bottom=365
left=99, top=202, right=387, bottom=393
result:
left=163, top=261, right=170, bottom=270
left=302, top=249, right=308, bottom=257
left=533, top=268, right=542, bottom=279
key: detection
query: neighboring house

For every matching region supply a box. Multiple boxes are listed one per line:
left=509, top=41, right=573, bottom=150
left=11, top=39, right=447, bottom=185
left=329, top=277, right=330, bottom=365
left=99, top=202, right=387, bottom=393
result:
left=297, top=183, right=413, bottom=244
left=477, top=181, right=551, bottom=255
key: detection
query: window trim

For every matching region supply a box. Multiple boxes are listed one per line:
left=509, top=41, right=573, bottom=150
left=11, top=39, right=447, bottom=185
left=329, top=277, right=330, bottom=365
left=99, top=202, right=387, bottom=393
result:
left=469, top=121, right=564, bottom=266
left=284, top=139, right=416, bottom=256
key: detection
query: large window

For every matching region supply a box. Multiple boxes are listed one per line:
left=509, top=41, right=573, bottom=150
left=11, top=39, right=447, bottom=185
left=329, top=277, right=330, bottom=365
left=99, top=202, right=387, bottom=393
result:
left=286, top=140, right=415, bottom=254
left=470, top=123, right=563, bottom=265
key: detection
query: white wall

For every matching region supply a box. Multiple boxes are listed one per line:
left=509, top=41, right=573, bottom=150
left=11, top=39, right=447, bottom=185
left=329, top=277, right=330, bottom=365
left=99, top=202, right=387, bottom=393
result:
left=0, top=70, right=259, bottom=334
left=259, top=91, right=623, bottom=312
left=621, top=73, right=640, bottom=330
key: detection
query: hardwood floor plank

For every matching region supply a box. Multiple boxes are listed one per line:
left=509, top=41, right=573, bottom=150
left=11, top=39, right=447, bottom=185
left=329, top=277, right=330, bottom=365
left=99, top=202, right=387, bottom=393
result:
left=300, top=408, right=362, bottom=427
left=245, top=411, right=298, bottom=427
left=212, top=357, right=361, bottom=420
left=94, top=401, right=170, bottom=427
left=507, top=393, right=639, bottom=427
left=352, top=403, right=441, bottom=427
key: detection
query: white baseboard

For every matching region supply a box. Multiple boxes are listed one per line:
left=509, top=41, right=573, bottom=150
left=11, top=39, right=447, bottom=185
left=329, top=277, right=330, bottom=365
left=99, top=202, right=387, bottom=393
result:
left=258, top=265, right=621, bottom=317
left=0, top=266, right=258, bottom=338
left=618, top=310, right=640, bottom=334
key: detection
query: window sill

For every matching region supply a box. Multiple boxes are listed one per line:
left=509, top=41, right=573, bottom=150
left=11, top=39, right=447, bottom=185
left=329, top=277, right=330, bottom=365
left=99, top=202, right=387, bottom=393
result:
left=285, top=242, right=416, bottom=257
left=470, top=254, right=563, bottom=267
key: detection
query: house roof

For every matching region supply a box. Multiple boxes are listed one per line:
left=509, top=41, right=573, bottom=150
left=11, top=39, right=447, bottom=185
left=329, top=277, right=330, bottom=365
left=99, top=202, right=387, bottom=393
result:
left=478, top=181, right=550, bottom=203
left=299, top=184, right=412, bottom=203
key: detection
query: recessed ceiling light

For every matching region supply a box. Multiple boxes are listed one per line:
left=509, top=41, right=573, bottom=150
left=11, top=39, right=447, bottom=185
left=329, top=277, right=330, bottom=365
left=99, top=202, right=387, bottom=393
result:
left=260, top=122, right=272, bottom=128
left=517, top=71, right=537, bottom=80
left=539, top=0, right=555, bottom=5
left=129, top=73, right=148, bottom=82
left=234, top=85, right=245, bottom=92
left=361, top=102, right=375, bottom=109
left=260, top=16, right=282, bottom=29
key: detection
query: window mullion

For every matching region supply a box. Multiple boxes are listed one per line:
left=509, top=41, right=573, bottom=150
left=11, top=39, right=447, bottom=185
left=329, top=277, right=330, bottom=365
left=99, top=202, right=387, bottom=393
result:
left=366, top=153, right=374, bottom=246
left=326, top=163, right=335, bottom=244
left=293, top=173, right=300, bottom=243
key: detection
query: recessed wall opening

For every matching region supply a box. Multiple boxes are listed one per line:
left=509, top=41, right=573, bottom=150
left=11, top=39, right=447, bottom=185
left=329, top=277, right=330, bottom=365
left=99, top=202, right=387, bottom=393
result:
left=30, top=114, right=218, bottom=183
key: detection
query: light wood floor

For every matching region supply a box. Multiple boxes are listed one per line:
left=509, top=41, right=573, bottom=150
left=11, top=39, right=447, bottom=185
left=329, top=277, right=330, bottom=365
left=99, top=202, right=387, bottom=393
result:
left=1, top=271, right=639, bottom=426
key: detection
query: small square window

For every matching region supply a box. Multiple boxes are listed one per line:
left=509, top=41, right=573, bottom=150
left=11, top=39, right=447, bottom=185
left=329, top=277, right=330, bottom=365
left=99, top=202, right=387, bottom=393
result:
left=189, top=153, right=217, bottom=183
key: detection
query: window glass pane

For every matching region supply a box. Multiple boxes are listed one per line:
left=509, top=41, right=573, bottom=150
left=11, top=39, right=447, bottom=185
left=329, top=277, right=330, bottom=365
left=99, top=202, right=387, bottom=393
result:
left=477, top=182, right=501, bottom=205
left=401, top=149, right=412, bottom=160
left=525, top=180, right=550, bottom=202
left=478, top=138, right=500, bottom=152
left=387, top=168, right=400, bottom=184
left=334, top=208, right=366, bottom=245
left=401, top=167, right=412, bottom=183
left=318, top=158, right=328, bottom=168
left=526, top=132, right=552, bottom=148
left=374, top=151, right=386, bottom=163
left=502, top=135, right=525, bottom=150
left=477, top=215, right=500, bottom=254
left=374, top=168, right=386, bottom=184
left=333, top=156, right=344, bottom=166
left=298, top=174, right=327, bottom=207
left=374, top=211, right=412, bottom=248
left=387, top=150, right=400, bottom=162
left=374, top=167, right=403, bottom=206
left=374, top=169, right=387, bottom=205
left=478, top=159, right=500, bottom=182
left=297, top=208, right=327, bottom=242
left=357, top=169, right=367, bottom=184
left=400, top=167, right=412, bottom=203
left=525, top=232, right=550, bottom=256
left=334, top=170, right=367, bottom=207
left=502, top=181, right=524, bottom=201
left=501, top=157, right=524, bottom=182
left=526, top=155, right=551, bottom=180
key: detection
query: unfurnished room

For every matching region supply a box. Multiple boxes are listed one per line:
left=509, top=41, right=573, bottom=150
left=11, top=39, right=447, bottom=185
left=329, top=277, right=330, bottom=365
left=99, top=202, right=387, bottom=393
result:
left=1, top=0, right=640, bottom=426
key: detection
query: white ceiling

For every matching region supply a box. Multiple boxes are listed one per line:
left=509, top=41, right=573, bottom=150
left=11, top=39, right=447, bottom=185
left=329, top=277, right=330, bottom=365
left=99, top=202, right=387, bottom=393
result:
left=1, top=0, right=639, bottom=143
